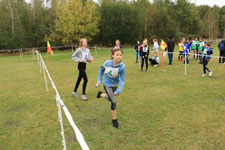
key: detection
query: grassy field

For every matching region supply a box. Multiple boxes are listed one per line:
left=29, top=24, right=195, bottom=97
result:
left=0, top=46, right=225, bottom=150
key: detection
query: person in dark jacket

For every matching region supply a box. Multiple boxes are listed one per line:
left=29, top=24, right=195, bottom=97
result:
left=202, top=43, right=213, bottom=77
left=218, top=40, right=225, bottom=64
left=140, top=40, right=149, bottom=72
left=166, top=37, right=175, bottom=65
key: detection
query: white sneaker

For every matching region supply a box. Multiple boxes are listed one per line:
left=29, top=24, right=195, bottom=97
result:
left=202, top=74, right=206, bottom=77
left=81, top=95, right=88, bottom=100
left=209, top=71, right=212, bottom=77
left=73, top=92, right=79, bottom=98
left=223, top=62, right=225, bottom=64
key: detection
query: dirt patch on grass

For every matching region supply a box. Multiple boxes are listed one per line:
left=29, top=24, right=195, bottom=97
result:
left=8, top=105, right=26, bottom=112
left=3, top=120, right=20, bottom=128
left=84, top=118, right=98, bottom=127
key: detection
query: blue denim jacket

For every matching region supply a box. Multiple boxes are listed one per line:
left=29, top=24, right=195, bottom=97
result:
left=98, top=60, right=126, bottom=95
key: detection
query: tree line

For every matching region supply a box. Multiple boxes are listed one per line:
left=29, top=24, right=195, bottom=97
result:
left=0, top=0, right=225, bottom=49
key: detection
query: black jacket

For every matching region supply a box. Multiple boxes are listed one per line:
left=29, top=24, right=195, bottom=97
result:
left=140, top=46, right=149, bottom=57
left=166, top=40, right=175, bottom=52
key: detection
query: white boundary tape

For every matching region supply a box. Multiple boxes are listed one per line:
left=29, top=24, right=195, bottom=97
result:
left=35, top=51, right=89, bottom=150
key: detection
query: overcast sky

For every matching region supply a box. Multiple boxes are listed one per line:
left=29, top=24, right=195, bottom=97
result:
left=26, top=0, right=225, bottom=8
left=190, top=0, right=225, bottom=7
left=94, top=0, right=225, bottom=7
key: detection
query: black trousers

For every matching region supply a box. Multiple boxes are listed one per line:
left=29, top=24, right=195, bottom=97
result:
left=74, top=63, right=88, bottom=95
left=141, top=56, right=148, bottom=70
left=203, top=59, right=210, bottom=74
left=178, top=51, right=183, bottom=60
left=219, top=51, right=225, bottom=63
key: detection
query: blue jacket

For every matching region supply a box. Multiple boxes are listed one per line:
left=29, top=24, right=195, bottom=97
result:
left=203, top=47, right=213, bottom=60
left=183, top=44, right=190, bottom=54
left=187, top=42, right=191, bottom=51
left=98, top=60, right=126, bottom=95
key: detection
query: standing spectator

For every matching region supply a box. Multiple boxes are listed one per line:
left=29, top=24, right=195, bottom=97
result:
left=183, top=41, right=190, bottom=65
left=218, top=39, right=225, bottom=64
left=166, top=37, right=175, bottom=65
left=134, top=41, right=141, bottom=63
left=153, top=38, right=159, bottom=53
left=114, top=39, right=122, bottom=49
left=140, top=40, right=149, bottom=72
left=178, top=39, right=184, bottom=61
left=198, top=38, right=205, bottom=64
left=191, top=38, right=196, bottom=60
left=196, top=38, right=200, bottom=60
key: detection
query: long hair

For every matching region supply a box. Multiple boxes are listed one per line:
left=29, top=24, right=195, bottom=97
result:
left=79, top=38, right=87, bottom=48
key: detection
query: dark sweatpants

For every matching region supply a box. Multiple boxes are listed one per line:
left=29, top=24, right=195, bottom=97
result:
left=219, top=51, right=225, bottom=63
left=203, top=59, right=211, bottom=74
left=141, top=56, right=148, bottom=71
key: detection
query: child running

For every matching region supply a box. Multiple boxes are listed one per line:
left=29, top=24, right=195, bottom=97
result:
left=72, top=38, right=93, bottom=100
left=96, top=48, right=126, bottom=128
left=140, top=40, right=149, bottom=72
left=202, top=43, right=213, bottom=77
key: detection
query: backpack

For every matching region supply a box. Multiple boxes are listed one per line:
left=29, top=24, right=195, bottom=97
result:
left=219, top=42, right=225, bottom=51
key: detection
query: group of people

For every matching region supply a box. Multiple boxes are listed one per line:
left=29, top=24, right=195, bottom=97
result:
left=178, top=38, right=215, bottom=77
left=135, top=37, right=225, bottom=77
left=134, top=39, right=160, bottom=72
left=71, top=37, right=224, bottom=129
left=72, top=38, right=125, bottom=128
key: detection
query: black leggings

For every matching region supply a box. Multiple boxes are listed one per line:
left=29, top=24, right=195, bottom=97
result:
left=178, top=51, right=183, bottom=60
left=141, top=56, right=148, bottom=70
left=74, top=63, right=88, bottom=95
left=203, top=59, right=210, bottom=74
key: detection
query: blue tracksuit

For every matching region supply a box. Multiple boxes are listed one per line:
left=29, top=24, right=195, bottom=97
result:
left=183, top=44, right=190, bottom=64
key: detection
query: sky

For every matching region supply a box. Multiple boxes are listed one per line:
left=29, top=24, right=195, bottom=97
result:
left=93, top=0, right=225, bottom=7
left=190, top=0, right=225, bottom=7
left=26, top=0, right=225, bottom=8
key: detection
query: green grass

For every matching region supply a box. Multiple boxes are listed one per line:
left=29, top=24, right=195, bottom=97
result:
left=0, top=46, right=225, bottom=150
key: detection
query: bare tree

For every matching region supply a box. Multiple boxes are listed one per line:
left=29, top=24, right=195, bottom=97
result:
left=8, top=0, right=14, bottom=38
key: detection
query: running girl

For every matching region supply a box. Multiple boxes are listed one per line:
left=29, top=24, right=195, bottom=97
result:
left=72, top=38, right=93, bottom=100
left=96, top=48, right=126, bottom=128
